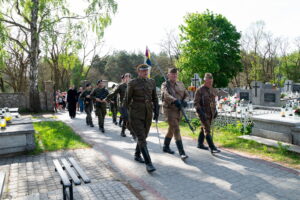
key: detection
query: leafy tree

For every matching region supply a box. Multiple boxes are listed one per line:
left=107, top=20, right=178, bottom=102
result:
left=177, top=10, right=242, bottom=87
left=0, top=0, right=117, bottom=111
left=103, top=51, right=144, bottom=82
left=279, top=51, right=300, bottom=82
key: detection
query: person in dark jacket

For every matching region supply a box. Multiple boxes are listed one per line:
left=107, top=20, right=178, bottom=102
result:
left=67, top=86, right=78, bottom=119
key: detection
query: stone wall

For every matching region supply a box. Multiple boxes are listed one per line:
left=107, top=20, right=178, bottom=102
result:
left=0, top=81, right=54, bottom=111
left=0, top=93, right=28, bottom=109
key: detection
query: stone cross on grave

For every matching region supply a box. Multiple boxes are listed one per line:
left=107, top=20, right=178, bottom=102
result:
left=253, top=82, right=260, bottom=97
left=191, top=73, right=200, bottom=88
left=285, top=81, right=292, bottom=91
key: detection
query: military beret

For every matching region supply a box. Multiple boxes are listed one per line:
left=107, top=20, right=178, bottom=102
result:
left=136, top=64, right=149, bottom=71
left=204, top=73, right=213, bottom=80
left=97, top=80, right=103, bottom=85
left=168, top=68, right=178, bottom=74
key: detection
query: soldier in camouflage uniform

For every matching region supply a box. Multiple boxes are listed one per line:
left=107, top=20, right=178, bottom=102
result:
left=106, top=73, right=132, bottom=137
left=80, top=83, right=94, bottom=127
left=91, top=80, right=109, bottom=133
left=194, top=73, right=221, bottom=153
left=124, top=64, right=159, bottom=172
left=161, top=68, right=189, bottom=160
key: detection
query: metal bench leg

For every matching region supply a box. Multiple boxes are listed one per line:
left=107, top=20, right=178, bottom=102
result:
left=63, top=185, right=67, bottom=200
left=69, top=184, right=73, bottom=200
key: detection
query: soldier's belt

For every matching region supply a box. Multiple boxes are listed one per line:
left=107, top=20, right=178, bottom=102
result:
left=133, top=99, right=151, bottom=103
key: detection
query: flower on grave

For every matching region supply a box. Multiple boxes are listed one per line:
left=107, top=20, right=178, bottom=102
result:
left=188, top=86, right=196, bottom=92
left=294, top=108, right=300, bottom=116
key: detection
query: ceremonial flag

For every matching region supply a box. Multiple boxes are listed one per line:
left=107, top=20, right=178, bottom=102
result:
left=145, top=46, right=152, bottom=78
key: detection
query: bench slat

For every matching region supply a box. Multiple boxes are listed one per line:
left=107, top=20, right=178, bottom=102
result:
left=0, top=172, right=5, bottom=198
left=68, top=157, right=91, bottom=183
left=53, top=159, right=71, bottom=187
left=61, top=158, right=81, bottom=185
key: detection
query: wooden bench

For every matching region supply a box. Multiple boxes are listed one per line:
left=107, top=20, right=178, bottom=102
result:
left=0, top=172, right=5, bottom=199
left=53, top=157, right=91, bottom=200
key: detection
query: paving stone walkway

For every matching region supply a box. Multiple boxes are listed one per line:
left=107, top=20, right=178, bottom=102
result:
left=56, top=112, right=300, bottom=200
left=0, top=148, right=138, bottom=200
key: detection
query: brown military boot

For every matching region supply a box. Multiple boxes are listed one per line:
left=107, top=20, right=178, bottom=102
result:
left=163, top=137, right=175, bottom=154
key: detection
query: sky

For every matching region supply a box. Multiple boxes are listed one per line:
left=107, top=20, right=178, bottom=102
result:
left=98, top=0, right=300, bottom=54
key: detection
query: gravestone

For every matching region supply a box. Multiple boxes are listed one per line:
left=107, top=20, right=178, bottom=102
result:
left=0, top=123, right=35, bottom=156
left=251, top=81, right=280, bottom=107
left=292, top=83, right=300, bottom=92
left=236, top=88, right=251, bottom=101
left=251, top=81, right=263, bottom=105
left=284, top=80, right=293, bottom=93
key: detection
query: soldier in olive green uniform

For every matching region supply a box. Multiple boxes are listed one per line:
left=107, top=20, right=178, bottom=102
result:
left=124, top=64, right=159, bottom=172
left=161, top=68, right=189, bottom=160
left=109, top=84, right=118, bottom=125
left=106, top=73, right=131, bottom=137
left=80, top=83, right=94, bottom=127
left=194, top=73, right=221, bottom=153
left=91, top=80, right=109, bottom=133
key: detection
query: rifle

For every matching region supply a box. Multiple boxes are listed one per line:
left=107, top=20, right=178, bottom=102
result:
left=155, top=60, right=195, bottom=134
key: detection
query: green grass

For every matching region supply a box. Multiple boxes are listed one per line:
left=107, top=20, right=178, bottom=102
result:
left=32, top=121, right=90, bottom=154
left=156, top=121, right=300, bottom=169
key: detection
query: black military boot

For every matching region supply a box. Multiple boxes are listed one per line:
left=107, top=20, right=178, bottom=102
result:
left=120, top=127, right=126, bottom=137
left=134, top=144, right=144, bottom=163
left=113, top=118, right=117, bottom=125
left=118, top=118, right=123, bottom=127
left=86, top=118, right=90, bottom=126
left=197, top=128, right=209, bottom=150
left=90, top=120, right=94, bottom=127
left=99, top=126, right=105, bottom=133
left=163, top=137, right=175, bottom=154
left=130, top=132, right=136, bottom=141
left=206, top=134, right=221, bottom=154
left=175, top=140, right=188, bottom=160
left=140, top=144, right=156, bottom=172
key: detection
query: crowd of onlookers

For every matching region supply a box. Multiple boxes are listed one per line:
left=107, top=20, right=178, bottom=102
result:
left=54, top=87, right=85, bottom=113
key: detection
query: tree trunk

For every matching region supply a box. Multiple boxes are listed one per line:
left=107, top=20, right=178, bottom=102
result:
left=0, top=76, right=5, bottom=92
left=29, top=0, right=41, bottom=112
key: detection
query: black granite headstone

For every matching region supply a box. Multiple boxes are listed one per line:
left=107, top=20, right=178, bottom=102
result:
left=292, top=84, right=300, bottom=92
left=264, top=93, right=276, bottom=103
left=240, top=92, right=250, bottom=101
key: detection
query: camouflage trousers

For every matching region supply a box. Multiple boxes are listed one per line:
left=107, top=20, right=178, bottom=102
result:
left=110, top=103, right=118, bottom=123
left=95, top=103, right=107, bottom=128
left=85, top=104, right=93, bottom=125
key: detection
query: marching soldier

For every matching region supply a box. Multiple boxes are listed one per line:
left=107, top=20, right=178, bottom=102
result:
left=109, top=84, right=118, bottom=125
left=91, top=80, right=109, bottom=133
left=161, top=68, right=189, bottom=160
left=125, top=64, right=159, bottom=172
left=80, top=83, right=94, bottom=127
left=118, top=75, right=125, bottom=127
left=194, top=73, right=221, bottom=153
left=106, top=73, right=132, bottom=137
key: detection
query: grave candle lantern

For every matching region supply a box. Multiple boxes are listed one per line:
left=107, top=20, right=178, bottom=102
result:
left=4, top=111, right=12, bottom=122
left=0, top=116, right=6, bottom=129
left=281, top=106, right=286, bottom=117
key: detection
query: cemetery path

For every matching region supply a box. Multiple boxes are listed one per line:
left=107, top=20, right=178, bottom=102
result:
left=58, top=112, right=300, bottom=200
